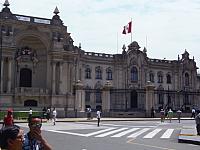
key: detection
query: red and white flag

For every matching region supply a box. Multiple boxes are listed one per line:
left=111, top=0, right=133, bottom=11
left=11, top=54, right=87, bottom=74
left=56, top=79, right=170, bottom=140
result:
left=122, top=21, right=132, bottom=34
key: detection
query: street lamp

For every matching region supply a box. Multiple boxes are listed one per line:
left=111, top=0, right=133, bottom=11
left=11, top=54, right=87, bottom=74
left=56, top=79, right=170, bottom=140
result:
left=0, top=4, right=4, bottom=95
left=0, top=22, right=2, bottom=95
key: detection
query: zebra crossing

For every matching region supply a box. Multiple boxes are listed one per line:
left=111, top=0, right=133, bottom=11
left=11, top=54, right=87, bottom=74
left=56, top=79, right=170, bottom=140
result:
left=47, top=127, right=176, bottom=139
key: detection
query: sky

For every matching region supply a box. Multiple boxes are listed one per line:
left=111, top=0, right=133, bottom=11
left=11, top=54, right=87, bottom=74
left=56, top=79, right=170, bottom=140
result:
left=2, top=0, right=200, bottom=72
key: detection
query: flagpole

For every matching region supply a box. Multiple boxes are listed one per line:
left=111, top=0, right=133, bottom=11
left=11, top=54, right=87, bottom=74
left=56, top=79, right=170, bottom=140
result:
left=146, top=35, right=147, bottom=49
left=117, top=32, right=118, bottom=54
left=131, top=18, right=132, bottom=43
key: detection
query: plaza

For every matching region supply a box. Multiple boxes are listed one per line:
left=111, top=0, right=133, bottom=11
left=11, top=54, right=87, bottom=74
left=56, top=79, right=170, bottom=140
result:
left=0, top=0, right=200, bottom=118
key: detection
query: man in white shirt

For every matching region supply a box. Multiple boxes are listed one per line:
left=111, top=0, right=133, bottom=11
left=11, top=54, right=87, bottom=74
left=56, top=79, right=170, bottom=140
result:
left=52, top=107, right=57, bottom=125
left=191, top=108, right=196, bottom=118
left=96, top=110, right=101, bottom=127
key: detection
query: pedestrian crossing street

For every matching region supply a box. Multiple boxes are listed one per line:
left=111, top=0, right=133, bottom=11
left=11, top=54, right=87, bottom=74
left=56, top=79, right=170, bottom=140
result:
left=47, top=127, right=177, bottom=139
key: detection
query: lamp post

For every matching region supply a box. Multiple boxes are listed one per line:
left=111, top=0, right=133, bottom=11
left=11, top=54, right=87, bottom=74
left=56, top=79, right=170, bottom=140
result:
left=0, top=22, right=2, bottom=95
left=73, top=57, right=77, bottom=117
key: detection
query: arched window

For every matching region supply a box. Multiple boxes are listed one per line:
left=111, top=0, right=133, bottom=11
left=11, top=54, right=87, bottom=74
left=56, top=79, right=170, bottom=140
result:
left=85, top=67, right=91, bottom=79
left=166, top=74, right=171, bottom=84
left=95, top=66, right=102, bottom=79
left=106, top=67, right=112, bottom=80
left=157, top=72, right=163, bottom=83
left=131, top=67, right=138, bottom=81
left=185, top=73, right=189, bottom=86
left=149, top=72, right=154, bottom=82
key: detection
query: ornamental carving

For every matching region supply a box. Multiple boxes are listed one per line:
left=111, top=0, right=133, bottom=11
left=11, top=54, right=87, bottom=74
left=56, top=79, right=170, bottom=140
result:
left=15, top=46, right=39, bottom=72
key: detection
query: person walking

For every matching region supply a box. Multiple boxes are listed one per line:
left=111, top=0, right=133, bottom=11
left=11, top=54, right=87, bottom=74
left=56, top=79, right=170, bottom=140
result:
left=46, top=107, right=51, bottom=121
left=28, top=108, right=32, bottom=124
left=191, top=108, right=196, bottom=118
left=160, top=109, right=165, bottom=123
left=151, top=107, right=155, bottom=118
left=0, top=125, right=24, bottom=150
left=176, top=109, right=182, bottom=123
left=195, top=110, right=200, bottom=136
left=96, top=110, right=101, bottom=127
left=23, top=117, right=52, bottom=150
left=2, top=109, right=14, bottom=128
left=52, top=107, right=57, bottom=126
left=168, top=109, right=173, bottom=123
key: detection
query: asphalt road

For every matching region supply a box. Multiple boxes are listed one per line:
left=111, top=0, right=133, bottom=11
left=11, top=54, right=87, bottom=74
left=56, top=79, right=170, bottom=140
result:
left=12, top=119, right=199, bottom=150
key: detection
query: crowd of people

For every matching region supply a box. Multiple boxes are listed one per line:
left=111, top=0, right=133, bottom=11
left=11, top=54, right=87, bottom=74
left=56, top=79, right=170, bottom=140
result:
left=0, top=109, right=53, bottom=150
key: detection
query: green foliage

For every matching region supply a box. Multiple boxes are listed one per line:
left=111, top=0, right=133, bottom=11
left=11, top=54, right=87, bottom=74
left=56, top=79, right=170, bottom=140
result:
left=0, top=111, right=43, bottom=120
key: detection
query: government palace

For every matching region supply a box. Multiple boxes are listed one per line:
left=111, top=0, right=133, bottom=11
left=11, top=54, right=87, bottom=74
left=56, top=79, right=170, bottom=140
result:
left=0, top=0, right=200, bottom=117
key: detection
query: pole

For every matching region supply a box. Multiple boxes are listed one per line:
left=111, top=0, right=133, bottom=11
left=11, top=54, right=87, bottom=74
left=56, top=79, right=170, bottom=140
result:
left=145, top=35, right=148, bottom=49
left=130, top=18, right=132, bottom=43
left=116, top=32, right=118, bottom=54
left=0, top=24, right=2, bottom=95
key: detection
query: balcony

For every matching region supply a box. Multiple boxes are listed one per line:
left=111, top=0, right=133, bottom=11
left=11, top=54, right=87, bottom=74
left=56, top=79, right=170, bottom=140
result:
left=15, top=87, right=49, bottom=96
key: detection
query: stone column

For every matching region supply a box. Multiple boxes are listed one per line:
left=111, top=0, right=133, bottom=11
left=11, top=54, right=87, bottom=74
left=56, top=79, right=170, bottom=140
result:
left=59, top=62, right=63, bottom=94
left=75, top=80, right=85, bottom=112
left=52, top=62, right=56, bottom=94
left=102, top=81, right=112, bottom=112
left=65, top=63, right=69, bottom=91
left=145, top=81, right=155, bottom=117
left=7, top=58, right=12, bottom=93
left=0, top=58, right=4, bottom=93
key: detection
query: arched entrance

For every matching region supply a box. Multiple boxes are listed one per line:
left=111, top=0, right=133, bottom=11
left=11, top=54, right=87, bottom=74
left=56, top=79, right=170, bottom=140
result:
left=24, top=99, right=38, bottom=107
left=131, top=90, right=138, bottom=108
left=20, top=68, right=32, bottom=87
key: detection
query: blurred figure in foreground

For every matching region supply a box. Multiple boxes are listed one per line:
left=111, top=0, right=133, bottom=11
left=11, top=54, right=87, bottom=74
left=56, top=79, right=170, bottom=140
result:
left=195, top=110, right=200, bottom=136
left=23, top=117, right=52, bottom=150
left=0, top=125, right=24, bottom=150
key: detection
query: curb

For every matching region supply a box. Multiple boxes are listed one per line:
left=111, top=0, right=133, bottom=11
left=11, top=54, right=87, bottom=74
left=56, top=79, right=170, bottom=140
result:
left=0, top=117, right=195, bottom=124
left=178, top=138, right=200, bottom=145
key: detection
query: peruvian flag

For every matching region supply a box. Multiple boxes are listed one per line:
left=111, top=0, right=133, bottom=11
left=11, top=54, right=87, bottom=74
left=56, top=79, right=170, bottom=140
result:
left=122, top=21, right=132, bottom=34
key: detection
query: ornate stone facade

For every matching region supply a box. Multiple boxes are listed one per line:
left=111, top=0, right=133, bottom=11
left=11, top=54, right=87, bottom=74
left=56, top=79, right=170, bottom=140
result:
left=0, top=1, right=200, bottom=117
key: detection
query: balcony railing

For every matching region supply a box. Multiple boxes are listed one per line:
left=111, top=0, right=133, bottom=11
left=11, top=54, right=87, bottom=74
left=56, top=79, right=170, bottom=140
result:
left=15, top=87, right=49, bottom=96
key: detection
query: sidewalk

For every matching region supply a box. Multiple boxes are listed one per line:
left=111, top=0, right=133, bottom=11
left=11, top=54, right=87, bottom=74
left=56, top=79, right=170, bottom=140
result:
left=178, top=127, right=200, bottom=145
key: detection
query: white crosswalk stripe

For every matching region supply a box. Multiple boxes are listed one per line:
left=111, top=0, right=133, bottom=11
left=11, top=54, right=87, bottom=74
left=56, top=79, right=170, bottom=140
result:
left=143, top=128, right=162, bottom=138
left=85, top=128, right=116, bottom=137
left=127, top=128, right=151, bottom=138
left=111, top=128, right=140, bottom=137
left=160, top=129, right=174, bottom=138
left=95, top=128, right=128, bottom=137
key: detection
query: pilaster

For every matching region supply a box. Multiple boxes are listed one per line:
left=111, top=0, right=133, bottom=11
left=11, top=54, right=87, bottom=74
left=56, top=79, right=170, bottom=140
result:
left=102, top=81, right=113, bottom=112
left=75, top=80, right=85, bottom=112
left=145, top=81, right=155, bottom=116
left=51, top=62, right=56, bottom=94
left=7, top=57, right=12, bottom=93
